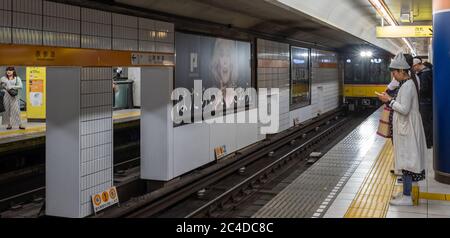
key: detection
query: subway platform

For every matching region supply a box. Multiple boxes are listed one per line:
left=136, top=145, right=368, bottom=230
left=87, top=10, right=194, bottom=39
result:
left=252, top=107, right=450, bottom=218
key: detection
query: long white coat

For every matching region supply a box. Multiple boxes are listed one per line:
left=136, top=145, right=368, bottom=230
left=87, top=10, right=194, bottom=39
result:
left=391, top=80, right=427, bottom=174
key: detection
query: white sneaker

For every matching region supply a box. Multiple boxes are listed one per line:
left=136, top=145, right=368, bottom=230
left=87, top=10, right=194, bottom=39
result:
left=394, top=170, right=403, bottom=176
left=390, top=195, right=413, bottom=206
left=390, top=169, right=402, bottom=176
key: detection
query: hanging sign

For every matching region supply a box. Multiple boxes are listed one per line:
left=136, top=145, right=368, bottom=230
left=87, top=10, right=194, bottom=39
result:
left=376, top=25, right=433, bottom=38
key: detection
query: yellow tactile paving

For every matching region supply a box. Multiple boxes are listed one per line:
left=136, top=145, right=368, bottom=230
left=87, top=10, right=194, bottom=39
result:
left=113, top=110, right=140, bottom=120
left=344, top=141, right=397, bottom=218
left=0, top=125, right=46, bottom=137
left=0, top=110, right=141, bottom=138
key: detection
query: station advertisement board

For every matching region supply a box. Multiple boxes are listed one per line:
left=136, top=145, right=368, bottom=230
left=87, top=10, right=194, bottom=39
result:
left=26, top=67, right=46, bottom=121
left=175, top=32, right=252, bottom=119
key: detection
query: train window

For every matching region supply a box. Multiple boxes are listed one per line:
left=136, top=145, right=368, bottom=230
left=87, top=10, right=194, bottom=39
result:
left=290, top=47, right=311, bottom=109
left=344, top=56, right=391, bottom=85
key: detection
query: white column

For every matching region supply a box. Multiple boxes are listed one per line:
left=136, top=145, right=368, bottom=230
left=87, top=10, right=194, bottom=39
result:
left=46, top=67, right=113, bottom=218
left=140, top=67, right=174, bottom=181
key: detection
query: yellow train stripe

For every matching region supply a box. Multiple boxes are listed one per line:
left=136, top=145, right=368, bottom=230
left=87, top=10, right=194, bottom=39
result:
left=344, top=84, right=388, bottom=98
left=344, top=141, right=397, bottom=218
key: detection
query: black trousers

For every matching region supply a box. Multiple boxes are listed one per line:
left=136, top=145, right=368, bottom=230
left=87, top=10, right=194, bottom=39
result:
left=419, top=103, right=433, bottom=149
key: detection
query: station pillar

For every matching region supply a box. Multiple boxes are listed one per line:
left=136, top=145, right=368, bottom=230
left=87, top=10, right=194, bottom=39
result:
left=433, top=0, right=450, bottom=184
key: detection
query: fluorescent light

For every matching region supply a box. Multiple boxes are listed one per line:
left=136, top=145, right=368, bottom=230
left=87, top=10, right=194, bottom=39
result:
left=360, top=51, right=367, bottom=57
left=369, top=0, right=416, bottom=55
left=366, top=51, right=373, bottom=57
left=402, top=38, right=416, bottom=56
left=369, top=0, right=397, bottom=26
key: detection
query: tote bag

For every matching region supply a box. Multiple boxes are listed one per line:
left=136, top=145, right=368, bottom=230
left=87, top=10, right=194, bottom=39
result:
left=377, top=105, right=392, bottom=138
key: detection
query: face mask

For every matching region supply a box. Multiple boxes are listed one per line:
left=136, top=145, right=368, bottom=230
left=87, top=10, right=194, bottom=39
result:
left=387, top=79, right=400, bottom=90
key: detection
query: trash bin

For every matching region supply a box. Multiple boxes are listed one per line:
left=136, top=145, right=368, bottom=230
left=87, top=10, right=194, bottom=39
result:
left=113, top=80, right=134, bottom=110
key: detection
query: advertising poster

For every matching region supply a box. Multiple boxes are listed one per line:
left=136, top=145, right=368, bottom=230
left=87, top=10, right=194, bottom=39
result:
left=175, top=32, right=252, bottom=122
left=26, top=67, right=46, bottom=121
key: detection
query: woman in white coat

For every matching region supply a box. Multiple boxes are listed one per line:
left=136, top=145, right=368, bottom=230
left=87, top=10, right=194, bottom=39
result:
left=378, top=53, right=427, bottom=206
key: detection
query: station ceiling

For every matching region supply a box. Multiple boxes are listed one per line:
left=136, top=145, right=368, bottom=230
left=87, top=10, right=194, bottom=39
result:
left=385, top=0, right=432, bottom=22
left=117, top=0, right=377, bottom=49
left=386, top=0, right=432, bottom=57
left=371, top=0, right=432, bottom=57
left=56, top=0, right=392, bottom=52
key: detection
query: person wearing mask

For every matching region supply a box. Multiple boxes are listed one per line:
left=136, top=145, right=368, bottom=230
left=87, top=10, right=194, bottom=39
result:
left=0, top=67, right=25, bottom=130
left=388, top=54, right=417, bottom=176
left=413, top=57, right=433, bottom=148
left=377, top=53, right=427, bottom=206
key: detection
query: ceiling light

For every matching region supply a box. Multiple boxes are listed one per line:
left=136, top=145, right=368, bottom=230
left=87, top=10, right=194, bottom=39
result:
left=369, top=0, right=416, bottom=56
left=360, top=51, right=373, bottom=58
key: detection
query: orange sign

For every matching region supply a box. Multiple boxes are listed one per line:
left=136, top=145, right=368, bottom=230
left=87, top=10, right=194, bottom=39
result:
left=0, top=44, right=175, bottom=67
left=29, top=79, right=44, bottom=92
left=91, top=187, right=119, bottom=214
left=214, top=145, right=227, bottom=160
left=93, top=194, right=102, bottom=207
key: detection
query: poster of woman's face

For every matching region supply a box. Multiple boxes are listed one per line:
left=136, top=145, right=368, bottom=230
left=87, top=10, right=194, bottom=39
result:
left=175, top=32, right=251, bottom=111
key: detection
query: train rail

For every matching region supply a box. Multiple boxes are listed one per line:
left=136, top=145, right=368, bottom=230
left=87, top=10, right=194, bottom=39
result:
left=1, top=107, right=375, bottom=218
left=0, top=119, right=140, bottom=215
left=98, top=108, right=359, bottom=218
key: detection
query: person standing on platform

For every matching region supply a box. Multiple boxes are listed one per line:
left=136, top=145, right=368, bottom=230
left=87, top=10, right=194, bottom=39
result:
left=0, top=67, right=25, bottom=130
left=377, top=53, right=427, bottom=206
left=388, top=54, right=416, bottom=177
left=413, top=57, right=433, bottom=149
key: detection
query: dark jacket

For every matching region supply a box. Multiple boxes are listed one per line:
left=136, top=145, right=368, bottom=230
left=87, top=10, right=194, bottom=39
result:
left=417, top=67, right=433, bottom=104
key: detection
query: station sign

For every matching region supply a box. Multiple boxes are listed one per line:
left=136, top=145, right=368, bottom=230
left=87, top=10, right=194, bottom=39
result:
left=376, top=25, right=433, bottom=38
left=131, top=52, right=175, bottom=66
left=0, top=44, right=175, bottom=67
left=91, top=187, right=119, bottom=214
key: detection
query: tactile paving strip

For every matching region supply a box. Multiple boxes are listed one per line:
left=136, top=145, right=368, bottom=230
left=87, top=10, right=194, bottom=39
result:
left=252, top=108, right=384, bottom=218
left=344, top=142, right=396, bottom=218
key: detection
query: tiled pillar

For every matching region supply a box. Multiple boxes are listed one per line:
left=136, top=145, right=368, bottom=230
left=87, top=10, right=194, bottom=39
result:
left=433, top=0, right=450, bottom=184
left=257, top=39, right=290, bottom=133
left=46, top=67, right=113, bottom=217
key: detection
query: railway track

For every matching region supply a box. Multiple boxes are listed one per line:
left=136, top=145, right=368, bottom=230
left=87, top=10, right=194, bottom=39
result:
left=1, top=107, right=375, bottom=218
left=0, top=120, right=140, bottom=215
left=183, top=110, right=372, bottom=218
left=98, top=108, right=359, bottom=218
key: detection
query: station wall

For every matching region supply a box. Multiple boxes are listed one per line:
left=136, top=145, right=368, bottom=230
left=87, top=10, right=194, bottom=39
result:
left=257, top=39, right=291, bottom=133
left=290, top=49, right=340, bottom=125
left=1, top=0, right=341, bottom=198
left=0, top=0, right=174, bottom=52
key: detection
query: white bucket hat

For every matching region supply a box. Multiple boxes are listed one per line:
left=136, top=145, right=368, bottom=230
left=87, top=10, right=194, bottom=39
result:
left=389, top=53, right=410, bottom=70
